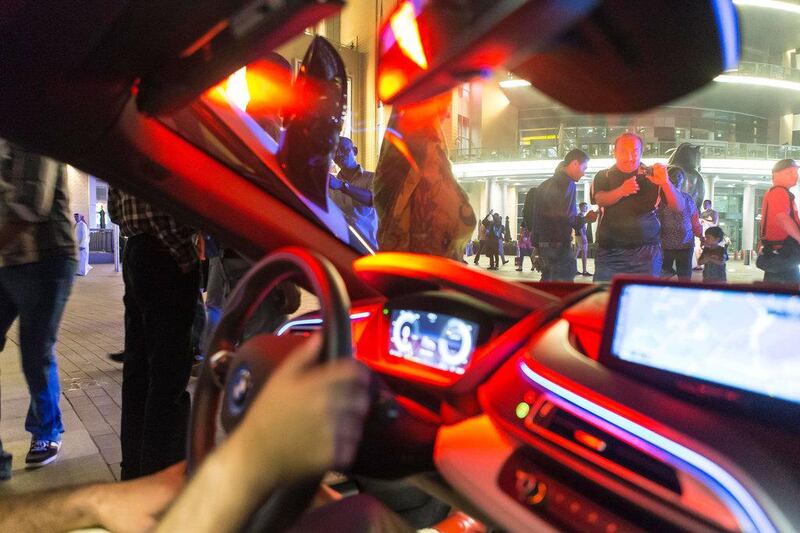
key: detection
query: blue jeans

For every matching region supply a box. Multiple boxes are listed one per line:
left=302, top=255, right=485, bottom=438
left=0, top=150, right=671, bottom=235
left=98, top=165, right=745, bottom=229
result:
left=0, top=256, right=76, bottom=441
left=594, top=244, right=662, bottom=282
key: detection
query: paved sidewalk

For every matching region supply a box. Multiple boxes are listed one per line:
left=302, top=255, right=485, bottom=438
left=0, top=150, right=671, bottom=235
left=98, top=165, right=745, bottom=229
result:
left=1, top=264, right=125, bottom=494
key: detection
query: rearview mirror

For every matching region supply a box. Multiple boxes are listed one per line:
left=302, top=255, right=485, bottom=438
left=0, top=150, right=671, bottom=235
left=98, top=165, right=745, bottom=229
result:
left=376, top=0, right=599, bottom=106
left=511, top=0, right=740, bottom=112
left=377, top=0, right=739, bottom=113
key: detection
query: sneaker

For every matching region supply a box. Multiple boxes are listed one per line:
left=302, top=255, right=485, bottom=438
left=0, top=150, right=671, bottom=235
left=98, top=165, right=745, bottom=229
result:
left=108, top=350, right=125, bottom=363
left=581, top=271, right=593, bottom=276
left=26, top=440, right=61, bottom=468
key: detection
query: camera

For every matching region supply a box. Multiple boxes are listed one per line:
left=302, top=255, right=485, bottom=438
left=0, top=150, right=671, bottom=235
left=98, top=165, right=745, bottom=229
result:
left=636, top=165, right=654, bottom=178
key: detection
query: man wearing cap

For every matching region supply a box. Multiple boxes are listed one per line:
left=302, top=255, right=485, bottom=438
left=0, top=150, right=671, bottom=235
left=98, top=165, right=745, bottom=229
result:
left=532, top=149, right=594, bottom=281
left=759, top=159, right=800, bottom=284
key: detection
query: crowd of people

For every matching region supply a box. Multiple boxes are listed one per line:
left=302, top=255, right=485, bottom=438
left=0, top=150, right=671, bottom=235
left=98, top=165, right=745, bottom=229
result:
left=468, top=134, right=799, bottom=285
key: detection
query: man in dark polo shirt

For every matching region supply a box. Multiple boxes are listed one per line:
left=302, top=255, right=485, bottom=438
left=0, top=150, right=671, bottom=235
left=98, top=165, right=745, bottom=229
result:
left=591, top=133, right=679, bottom=282
left=532, top=149, right=591, bottom=281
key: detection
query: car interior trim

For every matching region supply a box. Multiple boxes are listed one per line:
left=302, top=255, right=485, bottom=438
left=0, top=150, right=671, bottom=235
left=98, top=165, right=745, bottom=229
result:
left=276, top=311, right=372, bottom=336
left=519, top=362, right=777, bottom=533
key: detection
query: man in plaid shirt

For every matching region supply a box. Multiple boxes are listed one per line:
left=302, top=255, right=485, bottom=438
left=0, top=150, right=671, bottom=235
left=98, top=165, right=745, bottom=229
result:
left=108, top=188, right=199, bottom=480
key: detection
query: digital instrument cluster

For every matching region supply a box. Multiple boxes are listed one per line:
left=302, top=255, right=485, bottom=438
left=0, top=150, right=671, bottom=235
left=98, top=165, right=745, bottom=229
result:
left=389, top=309, right=479, bottom=375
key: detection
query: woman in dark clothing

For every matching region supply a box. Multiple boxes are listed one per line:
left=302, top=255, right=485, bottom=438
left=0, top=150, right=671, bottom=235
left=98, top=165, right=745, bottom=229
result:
left=484, top=213, right=501, bottom=269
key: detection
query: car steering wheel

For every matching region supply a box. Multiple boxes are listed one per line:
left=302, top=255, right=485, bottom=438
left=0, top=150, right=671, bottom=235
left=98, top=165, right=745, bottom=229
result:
left=188, top=246, right=352, bottom=532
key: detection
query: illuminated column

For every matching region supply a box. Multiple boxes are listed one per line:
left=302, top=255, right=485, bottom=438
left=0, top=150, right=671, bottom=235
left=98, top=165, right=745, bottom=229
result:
left=702, top=175, right=715, bottom=204
left=506, top=185, right=518, bottom=236
left=582, top=179, right=592, bottom=205
left=488, top=177, right=503, bottom=214
left=113, top=223, right=120, bottom=273
left=742, top=184, right=755, bottom=264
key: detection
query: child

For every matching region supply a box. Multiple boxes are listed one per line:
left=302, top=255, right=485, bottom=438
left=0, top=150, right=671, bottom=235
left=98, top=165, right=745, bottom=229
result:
left=698, top=226, right=728, bottom=282
left=516, top=221, right=534, bottom=272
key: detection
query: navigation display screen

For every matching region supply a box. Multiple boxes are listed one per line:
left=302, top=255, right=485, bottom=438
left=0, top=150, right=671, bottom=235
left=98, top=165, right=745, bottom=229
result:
left=610, top=284, right=800, bottom=404
left=389, top=310, right=479, bottom=375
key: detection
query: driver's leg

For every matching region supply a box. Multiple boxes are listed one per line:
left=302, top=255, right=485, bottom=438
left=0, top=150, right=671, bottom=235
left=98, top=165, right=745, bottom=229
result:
left=288, top=494, right=415, bottom=533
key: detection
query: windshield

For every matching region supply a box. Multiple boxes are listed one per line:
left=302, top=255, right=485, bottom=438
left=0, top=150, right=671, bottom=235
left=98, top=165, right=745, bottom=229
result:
left=165, top=0, right=800, bottom=286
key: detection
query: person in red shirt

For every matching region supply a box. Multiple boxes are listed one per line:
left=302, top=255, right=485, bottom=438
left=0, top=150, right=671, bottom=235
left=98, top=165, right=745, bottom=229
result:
left=759, top=159, right=800, bottom=284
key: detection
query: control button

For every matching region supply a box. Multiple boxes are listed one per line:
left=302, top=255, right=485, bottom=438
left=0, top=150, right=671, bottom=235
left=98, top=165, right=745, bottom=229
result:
left=606, top=523, right=619, bottom=533
left=574, top=429, right=608, bottom=453
left=587, top=512, right=599, bottom=524
left=515, top=401, right=531, bottom=419
left=569, top=501, right=582, bottom=514
left=514, top=470, right=547, bottom=507
left=525, top=481, right=547, bottom=506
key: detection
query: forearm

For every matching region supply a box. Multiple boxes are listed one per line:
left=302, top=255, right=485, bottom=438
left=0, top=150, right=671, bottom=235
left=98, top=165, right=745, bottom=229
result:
left=661, top=181, right=680, bottom=211
left=343, top=185, right=373, bottom=206
left=593, top=188, right=626, bottom=207
left=777, top=213, right=800, bottom=243
left=158, top=430, right=279, bottom=533
left=0, top=484, right=104, bottom=532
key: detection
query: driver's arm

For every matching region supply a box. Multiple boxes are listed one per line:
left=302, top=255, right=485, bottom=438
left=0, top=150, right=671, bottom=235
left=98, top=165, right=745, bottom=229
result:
left=341, top=181, right=374, bottom=206
left=157, top=335, right=371, bottom=533
left=0, top=463, right=184, bottom=533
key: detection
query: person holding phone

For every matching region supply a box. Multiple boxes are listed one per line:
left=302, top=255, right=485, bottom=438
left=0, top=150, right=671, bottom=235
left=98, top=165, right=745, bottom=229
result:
left=591, top=133, right=679, bottom=281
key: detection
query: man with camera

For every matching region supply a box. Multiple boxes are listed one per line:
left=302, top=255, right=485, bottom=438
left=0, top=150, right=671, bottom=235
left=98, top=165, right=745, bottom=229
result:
left=590, top=133, right=679, bottom=282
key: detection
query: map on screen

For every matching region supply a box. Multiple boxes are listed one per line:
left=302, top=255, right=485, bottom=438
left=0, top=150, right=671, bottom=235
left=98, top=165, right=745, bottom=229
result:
left=611, top=284, right=800, bottom=404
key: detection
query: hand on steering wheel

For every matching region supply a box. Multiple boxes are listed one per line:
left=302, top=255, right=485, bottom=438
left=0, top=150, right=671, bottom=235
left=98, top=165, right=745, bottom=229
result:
left=236, top=334, right=371, bottom=484
left=186, top=247, right=370, bottom=532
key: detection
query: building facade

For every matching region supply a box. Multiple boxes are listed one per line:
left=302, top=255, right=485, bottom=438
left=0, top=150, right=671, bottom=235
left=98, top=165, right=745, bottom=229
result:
left=450, top=0, right=800, bottom=256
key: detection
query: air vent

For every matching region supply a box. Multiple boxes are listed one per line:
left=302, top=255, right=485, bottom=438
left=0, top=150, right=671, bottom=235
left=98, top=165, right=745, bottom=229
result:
left=532, top=402, right=682, bottom=495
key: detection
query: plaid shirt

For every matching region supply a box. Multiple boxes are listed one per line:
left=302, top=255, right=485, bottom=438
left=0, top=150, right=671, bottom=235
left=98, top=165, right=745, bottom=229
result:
left=108, top=188, right=198, bottom=270
left=0, top=140, right=76, bottom=267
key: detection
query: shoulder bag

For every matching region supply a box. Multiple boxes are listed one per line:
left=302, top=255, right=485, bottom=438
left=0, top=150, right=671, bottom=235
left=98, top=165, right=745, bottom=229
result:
left=756, top=187, right=800, bottom=273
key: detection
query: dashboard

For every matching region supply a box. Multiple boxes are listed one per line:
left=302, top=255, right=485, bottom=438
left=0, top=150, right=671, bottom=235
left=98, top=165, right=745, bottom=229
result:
left=277, top=268, right=800, bottom=533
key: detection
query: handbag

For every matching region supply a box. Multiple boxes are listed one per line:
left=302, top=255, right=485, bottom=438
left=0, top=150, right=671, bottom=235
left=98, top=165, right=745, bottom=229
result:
left=756, top=187, right=800, bottom=273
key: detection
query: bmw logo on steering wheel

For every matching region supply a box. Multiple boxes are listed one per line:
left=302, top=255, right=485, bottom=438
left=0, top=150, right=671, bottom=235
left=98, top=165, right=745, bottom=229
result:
left=228, top=366, right=253, bottom=415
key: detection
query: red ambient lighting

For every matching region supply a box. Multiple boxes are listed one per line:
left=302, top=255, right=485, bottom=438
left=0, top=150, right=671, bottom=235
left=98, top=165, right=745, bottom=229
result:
left=377, top=0, right=430, bottom=102
left=574, top=430, right=607, bottom=453
left=206, top=59, right=295, bottom=114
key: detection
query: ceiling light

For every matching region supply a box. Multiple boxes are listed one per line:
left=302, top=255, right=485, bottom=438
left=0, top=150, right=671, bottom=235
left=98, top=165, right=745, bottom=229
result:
left=715, top=74, right=800, bottom=92
left=499, top=79, right=532, bottom=88
left=732, top=0, right=800, bottom=16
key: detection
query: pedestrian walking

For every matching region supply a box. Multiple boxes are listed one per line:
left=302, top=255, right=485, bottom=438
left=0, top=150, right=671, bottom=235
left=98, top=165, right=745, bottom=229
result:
left=0, top=141, right=76, bottom=470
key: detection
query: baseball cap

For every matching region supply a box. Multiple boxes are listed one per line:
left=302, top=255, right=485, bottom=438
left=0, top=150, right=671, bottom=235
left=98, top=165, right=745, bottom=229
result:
left=772, top=159, right=798, bottom=173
